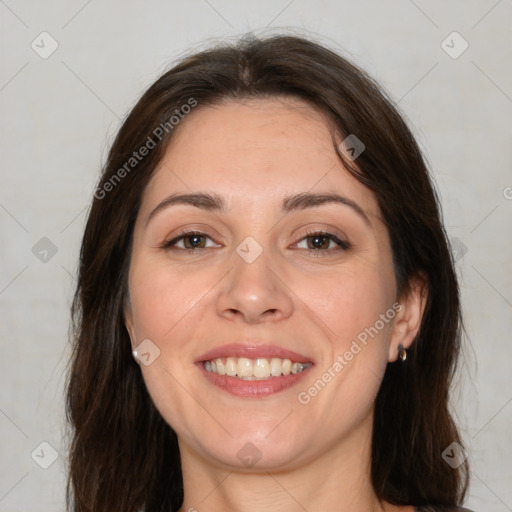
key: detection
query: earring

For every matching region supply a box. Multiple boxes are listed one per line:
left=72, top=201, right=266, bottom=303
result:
left=398, top=344, right=407, bottom=362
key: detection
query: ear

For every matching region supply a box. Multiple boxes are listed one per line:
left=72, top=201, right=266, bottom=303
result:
left=388, top=274, right=428, bottom=362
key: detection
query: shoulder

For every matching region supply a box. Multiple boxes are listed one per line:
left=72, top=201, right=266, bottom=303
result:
left=415, top=506, right=476, bottom=512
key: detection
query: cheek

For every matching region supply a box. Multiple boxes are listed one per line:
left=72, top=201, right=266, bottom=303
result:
left=128, top=259, right=210, bottom=341
left=295, top=260, right=396, bottom=411
left=295, top=268, right=395, bottom=422
left=127, top=260, right=211, bottom=430
left=297, top=262, right=395, bottom=349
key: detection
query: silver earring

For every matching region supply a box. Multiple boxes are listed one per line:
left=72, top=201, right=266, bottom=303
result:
left=398, top=344, right=407, bottom=362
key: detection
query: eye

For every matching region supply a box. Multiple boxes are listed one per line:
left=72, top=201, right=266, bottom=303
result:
left=162, top=231, right=219, bottom=250
left=295, top=230, right=350, bottom=253
left=160, top=229, right=349, bottom=254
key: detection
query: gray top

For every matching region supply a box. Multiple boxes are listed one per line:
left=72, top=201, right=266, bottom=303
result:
left=415, top=506, right=475, bottom=512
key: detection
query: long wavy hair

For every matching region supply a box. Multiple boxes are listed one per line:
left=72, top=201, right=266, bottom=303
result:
left=66, top=34, right=469, bottom=511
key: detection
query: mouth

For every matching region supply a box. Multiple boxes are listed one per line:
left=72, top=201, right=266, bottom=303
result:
left=203, top=357, right=312, bottom=379
left=196, top=344, right=314, bottom=398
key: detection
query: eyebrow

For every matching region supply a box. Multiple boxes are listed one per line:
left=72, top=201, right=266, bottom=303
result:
left=146, top=191, right=371, bottom=226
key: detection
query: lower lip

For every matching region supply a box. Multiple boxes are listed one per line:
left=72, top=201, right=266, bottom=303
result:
left=197, top=364, right=313, bottom=398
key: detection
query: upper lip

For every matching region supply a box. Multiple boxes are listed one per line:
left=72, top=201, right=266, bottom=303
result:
left=196, top=343, right=314, bottom=364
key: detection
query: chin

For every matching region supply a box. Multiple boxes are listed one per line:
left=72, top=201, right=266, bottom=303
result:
left=196, top=435, right=310, bottom=472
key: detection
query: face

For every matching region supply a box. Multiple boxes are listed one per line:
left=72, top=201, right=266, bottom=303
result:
left=125, top=98, right=421, bottom=471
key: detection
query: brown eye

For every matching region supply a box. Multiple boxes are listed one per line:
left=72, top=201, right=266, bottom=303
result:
left=183, top=234, right=207, bottom=249
left=306, top=234, right=331, bottom=250
left=163, top=232, right=218, bottom=250
left=296, top=231, right=350, bottom=252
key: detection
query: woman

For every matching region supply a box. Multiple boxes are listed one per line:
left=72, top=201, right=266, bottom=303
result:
left=66, top=34, right=474, bottom=512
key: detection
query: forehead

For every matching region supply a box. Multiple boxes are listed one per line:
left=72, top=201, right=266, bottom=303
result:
left=140, top=98, right=380, bottom=218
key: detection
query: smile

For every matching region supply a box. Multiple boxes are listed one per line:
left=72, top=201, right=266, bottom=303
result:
left=203, top=357, right=312, bottom=380
left=196, top=344, right=314, bottom=397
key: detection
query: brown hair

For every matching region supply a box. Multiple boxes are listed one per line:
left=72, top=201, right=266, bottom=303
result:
left=66, top=34, right=469, bottom=511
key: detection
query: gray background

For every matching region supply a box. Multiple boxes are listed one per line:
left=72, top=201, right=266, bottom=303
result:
left=1, top=1, right=511, bottom=511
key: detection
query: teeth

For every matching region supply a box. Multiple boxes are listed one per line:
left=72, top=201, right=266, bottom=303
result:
left=253, top=358, right=270, bottom=379
left=237, top=357, right=253, bottom=377
left=270, top=358, right=282, bottom=376
left=203, top=357, right=310, bottom=379
left=291, top=362, right=302, bottom=374
left=225, top=357, right=237, bottom=376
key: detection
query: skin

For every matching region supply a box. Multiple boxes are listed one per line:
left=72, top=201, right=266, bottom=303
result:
left=125, top=98, right=427, bottom=512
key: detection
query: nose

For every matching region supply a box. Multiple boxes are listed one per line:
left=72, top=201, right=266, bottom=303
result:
left=215, top=247, right=294, bottom=324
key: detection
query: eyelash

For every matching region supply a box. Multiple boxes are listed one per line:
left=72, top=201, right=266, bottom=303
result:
left=297, top=229, right=351, bottom=254
left=161, top=229, right=350, bottom=255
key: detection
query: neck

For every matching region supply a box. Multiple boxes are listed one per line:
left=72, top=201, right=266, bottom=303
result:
left=177, top=411, right=392, bottom=512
